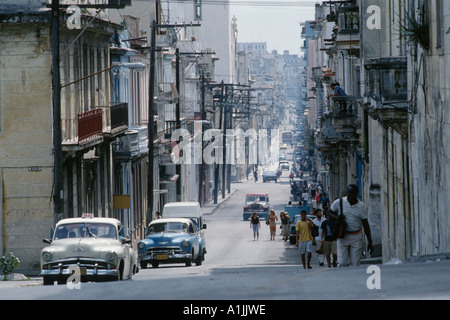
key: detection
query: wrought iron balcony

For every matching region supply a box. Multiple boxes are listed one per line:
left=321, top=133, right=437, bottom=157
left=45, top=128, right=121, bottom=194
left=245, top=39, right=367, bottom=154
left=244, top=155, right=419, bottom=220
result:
left=103, top=102, right=129, bottom=138
left=62, top=103, right=129, bottom=150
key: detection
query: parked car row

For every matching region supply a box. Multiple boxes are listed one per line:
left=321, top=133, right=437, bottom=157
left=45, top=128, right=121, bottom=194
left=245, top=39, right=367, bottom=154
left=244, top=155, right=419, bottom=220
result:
left=40, top=202, right=207, bottom=285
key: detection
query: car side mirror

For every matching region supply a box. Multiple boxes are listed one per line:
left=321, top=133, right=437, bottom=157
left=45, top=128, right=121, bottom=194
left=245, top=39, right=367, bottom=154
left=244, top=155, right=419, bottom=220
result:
left=43, top=238, right=52, bottom=244
left=202, top=224, right=207, bottom=230
left=121, top=238, right=131, bottom=244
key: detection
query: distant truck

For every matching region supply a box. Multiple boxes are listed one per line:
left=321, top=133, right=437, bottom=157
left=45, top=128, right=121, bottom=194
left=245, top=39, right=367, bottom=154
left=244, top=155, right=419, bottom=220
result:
left=162, top=202, right=207, bottom=232
left=243, top=193, right=270, bottom=221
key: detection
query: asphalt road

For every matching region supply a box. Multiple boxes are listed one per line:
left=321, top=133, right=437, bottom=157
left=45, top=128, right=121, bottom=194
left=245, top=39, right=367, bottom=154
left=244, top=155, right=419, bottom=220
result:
left=1, top=165, right=450, bottom=304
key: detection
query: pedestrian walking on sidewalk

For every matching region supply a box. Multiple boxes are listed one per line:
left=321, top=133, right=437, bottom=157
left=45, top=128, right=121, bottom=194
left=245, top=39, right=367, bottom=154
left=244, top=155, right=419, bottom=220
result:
left=280, top=212, right=290, bottom=241
left=321, top=213, right=338, bottom=267
left=250, top=211, right=261, bottom=241
left=267, top=209, right=278, bottom=240
left=328, top=184, right=373, bottom=267
left=296, top=210, right=315, bottom=269
left=312, top=209, right=325, bottom=266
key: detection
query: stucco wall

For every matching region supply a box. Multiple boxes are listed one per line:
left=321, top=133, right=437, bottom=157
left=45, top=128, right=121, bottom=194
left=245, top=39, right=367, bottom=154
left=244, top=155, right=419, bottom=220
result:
left=0, top=23, right=54, bottom=273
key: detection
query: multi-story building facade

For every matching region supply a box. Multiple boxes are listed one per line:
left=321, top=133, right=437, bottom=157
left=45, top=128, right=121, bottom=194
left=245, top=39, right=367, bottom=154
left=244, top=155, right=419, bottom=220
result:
left=0, top=1, right=134, bottom=273
left=307, top=0, right=450, bottom=262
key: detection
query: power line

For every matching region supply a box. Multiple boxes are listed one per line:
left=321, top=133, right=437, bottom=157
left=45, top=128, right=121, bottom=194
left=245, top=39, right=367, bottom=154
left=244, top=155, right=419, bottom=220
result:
left=131, top=0, right=318, bottom=8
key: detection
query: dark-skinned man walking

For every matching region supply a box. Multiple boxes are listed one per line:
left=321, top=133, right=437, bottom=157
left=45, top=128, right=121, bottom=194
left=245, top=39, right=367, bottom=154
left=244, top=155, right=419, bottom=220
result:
left=328, top=184, right=373, bottom=267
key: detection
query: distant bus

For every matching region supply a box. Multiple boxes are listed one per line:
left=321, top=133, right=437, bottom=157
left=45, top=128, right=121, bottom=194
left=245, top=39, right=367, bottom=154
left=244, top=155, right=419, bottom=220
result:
left=282, top=132, right=292, bottom=144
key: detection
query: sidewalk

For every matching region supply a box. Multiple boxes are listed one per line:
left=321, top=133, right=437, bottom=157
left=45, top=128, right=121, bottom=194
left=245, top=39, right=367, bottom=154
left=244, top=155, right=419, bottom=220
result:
left=201, top=186, right=238, bottom=216
left=0, top=273, right=42, bottom=288
left=201, top=176, right=253, bottom=216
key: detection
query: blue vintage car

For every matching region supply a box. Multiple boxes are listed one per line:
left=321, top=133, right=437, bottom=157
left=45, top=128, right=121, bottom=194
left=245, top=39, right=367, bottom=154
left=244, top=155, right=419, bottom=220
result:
left=137, top=218, right=206, bottom=268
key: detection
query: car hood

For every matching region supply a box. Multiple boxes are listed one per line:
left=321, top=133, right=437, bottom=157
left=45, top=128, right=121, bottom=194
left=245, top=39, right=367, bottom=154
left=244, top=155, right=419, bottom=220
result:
left=245, top=202, right=268, bottom=207
left=44, top=238, right=122, bottom=260
left=143, top=232, right=190, bottom=246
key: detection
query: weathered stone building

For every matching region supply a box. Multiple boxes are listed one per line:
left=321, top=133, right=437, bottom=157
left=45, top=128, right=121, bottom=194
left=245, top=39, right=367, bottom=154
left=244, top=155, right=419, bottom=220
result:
left=308, top=0, right=450, bottom=262
left=0, top=2, right=131, bottom=273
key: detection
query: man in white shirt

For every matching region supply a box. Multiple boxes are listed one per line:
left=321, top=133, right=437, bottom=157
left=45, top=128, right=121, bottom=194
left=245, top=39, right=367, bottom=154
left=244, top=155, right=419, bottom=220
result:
left=328, top=184, right=373, bottom=267
left=313, top=209, right=325, bottom=266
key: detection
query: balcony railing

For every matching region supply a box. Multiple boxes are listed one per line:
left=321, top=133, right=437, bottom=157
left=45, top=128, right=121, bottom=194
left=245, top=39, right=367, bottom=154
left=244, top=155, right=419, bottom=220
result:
left=62, top=102, right=129, bottom=147
left=319, top=96, right=361, bottom=141
left=331, top=96, right=358, bottom=117
left=78, top=109, right=103, bottom=142
left=103, top=102, right=129, bottom=135
left=337, top=7, right=359, bottom=34
left=363, top=57, right=408, bottom=135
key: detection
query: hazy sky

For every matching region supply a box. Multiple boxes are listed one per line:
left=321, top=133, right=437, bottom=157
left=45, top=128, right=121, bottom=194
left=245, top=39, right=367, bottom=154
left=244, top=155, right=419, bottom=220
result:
left=230, top=0, right=317, bottom=56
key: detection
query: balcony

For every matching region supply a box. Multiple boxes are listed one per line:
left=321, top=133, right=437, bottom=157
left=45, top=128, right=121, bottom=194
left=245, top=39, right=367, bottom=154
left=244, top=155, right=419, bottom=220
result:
left=363, top=57, right=408, bottom=135
left=103, top=102, right=129, bottom=138
left=113, top=126, right=148, bottom=160
left=329, top=96, right=360, bottom=140
left=337, top=6, right=359, bottom=35
left=316, top=116, right=341, bottom=153
left=333, top=5, right=360, bottom=57
left=62, top=103, right=129, bottom=152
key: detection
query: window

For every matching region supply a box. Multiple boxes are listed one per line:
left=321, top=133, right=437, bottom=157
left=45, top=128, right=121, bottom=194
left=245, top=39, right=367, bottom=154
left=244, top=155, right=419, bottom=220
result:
left=436, top=0, right=444, bottom=50
left=194, top=0, right=202, bottom=21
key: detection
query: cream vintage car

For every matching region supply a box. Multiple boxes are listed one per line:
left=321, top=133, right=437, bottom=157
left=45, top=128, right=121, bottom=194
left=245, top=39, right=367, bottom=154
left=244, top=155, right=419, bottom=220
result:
left=41, top=214, right=138, bottom=285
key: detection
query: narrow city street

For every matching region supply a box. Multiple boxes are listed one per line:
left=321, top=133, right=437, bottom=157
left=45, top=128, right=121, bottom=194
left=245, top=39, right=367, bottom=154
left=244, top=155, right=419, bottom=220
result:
left=2, top=1, right=450, bottom=311
left=1, top=158, right=450, bottom=302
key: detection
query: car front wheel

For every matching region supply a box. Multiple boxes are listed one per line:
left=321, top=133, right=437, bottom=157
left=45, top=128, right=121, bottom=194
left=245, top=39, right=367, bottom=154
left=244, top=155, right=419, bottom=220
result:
left=195, top=249, right=204, bottom=266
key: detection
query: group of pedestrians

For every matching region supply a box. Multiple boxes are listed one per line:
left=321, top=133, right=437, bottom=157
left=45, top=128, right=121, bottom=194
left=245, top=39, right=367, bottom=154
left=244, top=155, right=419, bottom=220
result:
left=250, top=184, right=374, bottom=270
left=295, top=208, right=336, bottom=269
left=296, top=184, right=373, bottom=269
left=250, top=209, right=286, bottom=241
left=250, top=209, right=289, bottom=241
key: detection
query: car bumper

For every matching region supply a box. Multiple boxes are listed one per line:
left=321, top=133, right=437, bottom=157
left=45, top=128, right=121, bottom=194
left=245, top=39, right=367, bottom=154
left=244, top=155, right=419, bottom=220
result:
left=41, top=257, right=119, bottom=277
left=139, top=252, right=192, bottom=264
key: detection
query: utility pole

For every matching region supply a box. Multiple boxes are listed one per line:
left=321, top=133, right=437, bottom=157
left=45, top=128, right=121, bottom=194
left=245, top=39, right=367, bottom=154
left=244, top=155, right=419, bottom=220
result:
left=51, top=0, right=63, bottom=224
left=222, top=85, right=228, bottom=199
left=175, top=48, right=181, bottom=201
left=198, top=74, right=206, bottom=205
left=213, top=81, right=224, bottom=204
left=147, top=19, right=156, bottom=225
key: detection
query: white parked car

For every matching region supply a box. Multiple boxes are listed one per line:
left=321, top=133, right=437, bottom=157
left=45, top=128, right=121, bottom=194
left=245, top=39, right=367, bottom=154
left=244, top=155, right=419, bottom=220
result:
left=40, top=215, right=138, bottom=285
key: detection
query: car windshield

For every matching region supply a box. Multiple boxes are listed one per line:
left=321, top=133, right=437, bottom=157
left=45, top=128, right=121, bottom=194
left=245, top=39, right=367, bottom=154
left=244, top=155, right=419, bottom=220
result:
left=246, top=195, right=267, bottom=202
left=148, top=222, right=192, bottom=234
left=54, top=223, right=118, bottom=240
left=264, top=171, right=275, bottom=175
